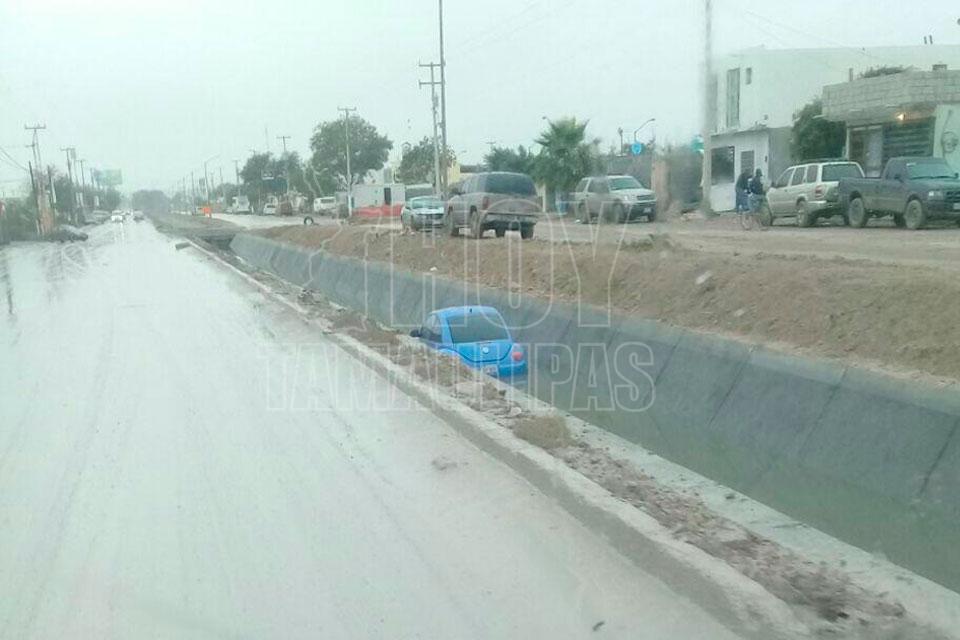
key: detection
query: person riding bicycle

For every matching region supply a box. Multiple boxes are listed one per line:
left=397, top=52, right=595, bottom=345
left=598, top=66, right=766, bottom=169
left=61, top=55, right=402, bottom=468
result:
left=735, top=169, right=750, bottom=213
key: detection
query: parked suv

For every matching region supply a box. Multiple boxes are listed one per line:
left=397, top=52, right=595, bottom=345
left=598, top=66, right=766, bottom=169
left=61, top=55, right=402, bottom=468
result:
left=765, top=160, right=864, bottom=227
left=445, top=172, right=541, bottom=239
left=572, top=175, right=657, bottom=223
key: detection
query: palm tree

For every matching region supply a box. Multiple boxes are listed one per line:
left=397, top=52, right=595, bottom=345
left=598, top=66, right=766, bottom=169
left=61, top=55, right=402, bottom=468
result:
left=533, top=117, right=600, bottom=210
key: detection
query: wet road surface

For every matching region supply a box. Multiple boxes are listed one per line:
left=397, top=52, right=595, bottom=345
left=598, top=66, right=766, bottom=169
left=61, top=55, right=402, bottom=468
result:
left=0, top=221, right=742, bottom=639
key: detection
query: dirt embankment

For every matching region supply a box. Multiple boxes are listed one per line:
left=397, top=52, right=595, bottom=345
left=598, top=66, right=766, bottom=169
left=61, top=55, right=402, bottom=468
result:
left=256, top=224, right=960, bottom=382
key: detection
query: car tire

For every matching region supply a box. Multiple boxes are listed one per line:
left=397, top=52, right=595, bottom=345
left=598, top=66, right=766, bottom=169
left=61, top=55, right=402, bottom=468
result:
left=445, top=210, right=460, bottom=237
left=893, top=213, right=906, bottom=228
left=495, top=227, right=506, bottom=238
left=577, top=202, right=588, bottom=222
left=847, top=197, right=869, bottom=228
left=303, top=216, right=315, bottom=225
left=469, top=209, right=484, bottom=239
left=647, top=209, right=657, bottom=223
left=904, top=199, right=926, bottom=231
left=520, top=225, right=534, bottom=240
left=614, top=202, right=627, bottom=223
left=796, top=201, right=814, bottom=228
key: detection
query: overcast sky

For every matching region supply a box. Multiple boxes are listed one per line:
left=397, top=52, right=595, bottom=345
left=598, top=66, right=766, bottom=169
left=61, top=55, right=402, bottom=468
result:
left=2, top=0, right=959, bottom=193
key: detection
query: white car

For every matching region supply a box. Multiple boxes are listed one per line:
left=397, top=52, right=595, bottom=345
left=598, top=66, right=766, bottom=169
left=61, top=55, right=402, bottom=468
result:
left=110, top=214, right=123, bottom=223
left=231, top=196, right=253, bottom=214
left=262, top=202, right=277, bottom=216
left=572, top=175, right=658, bottom=223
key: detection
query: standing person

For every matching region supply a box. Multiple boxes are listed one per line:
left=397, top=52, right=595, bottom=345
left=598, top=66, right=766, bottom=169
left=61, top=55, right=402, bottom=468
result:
left=735, top=169, right=750, bottom=213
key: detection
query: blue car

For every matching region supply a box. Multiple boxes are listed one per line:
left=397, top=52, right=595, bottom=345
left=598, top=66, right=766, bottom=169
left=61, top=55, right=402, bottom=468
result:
left=411, top=306, right=527, bottom=378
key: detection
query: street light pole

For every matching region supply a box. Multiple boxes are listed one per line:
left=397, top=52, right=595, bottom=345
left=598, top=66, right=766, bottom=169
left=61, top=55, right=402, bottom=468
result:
left=438, top=0, right=448, bottom=191
left=633, top=118, right=656, bottom=143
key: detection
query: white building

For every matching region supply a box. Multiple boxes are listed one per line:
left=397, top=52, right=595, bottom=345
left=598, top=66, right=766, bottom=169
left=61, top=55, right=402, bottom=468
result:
left=709, top=45, right=960, bottom=211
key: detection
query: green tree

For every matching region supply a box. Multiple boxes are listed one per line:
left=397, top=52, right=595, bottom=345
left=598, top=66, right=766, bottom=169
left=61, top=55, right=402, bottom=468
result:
left=101, top=189, right=121, bottom=211
left=791, top=99, right=846, bottom=162
left=241, top=152, right=285, bottom=207
left=52, top=174, right=76, bottom=218
left=396, top=137, right=454, bottom=185
left=859, top=65, right=906, bottom=79
left=484, top=145, right=535, bottom=174
left=309, top=116, right=392, bottom=187
left=533, top=118, right=600, bottom=200
left=131, top=189, right=170, bottom=214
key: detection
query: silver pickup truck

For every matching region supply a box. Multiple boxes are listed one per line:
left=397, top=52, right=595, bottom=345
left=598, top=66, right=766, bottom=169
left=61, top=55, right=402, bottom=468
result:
left=445, top=172, right=541, bottom=239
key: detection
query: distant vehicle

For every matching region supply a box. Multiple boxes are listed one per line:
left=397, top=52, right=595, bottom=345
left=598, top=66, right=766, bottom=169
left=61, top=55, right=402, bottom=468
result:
left=278, top=198, right=294, bottom=216
left=405, top=183, right=436, bottom=200
left=133, top=211, right=144, bottom=222
left=313, top=196, right=337, bottom=215
left=48, top=225, right=89, bottom=242
left=410, top=306, right=527, bottom=378
left=445, top=172, right=541, bottom=239
left=572, top=175, right=657, bottom=223
left=262, top=202, right=278, bottom=216
left=110, top=214, right=123, bottom=223
left=231, top=196, right=252, bottom=214
left=401, top=196, right=445, bottom=231
left=838, top=157, right=960, bottom=230
left=765, top=161, right=864, bottom=227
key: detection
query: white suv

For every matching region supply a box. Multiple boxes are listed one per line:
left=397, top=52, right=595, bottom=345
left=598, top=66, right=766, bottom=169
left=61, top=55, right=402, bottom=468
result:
left=766, top=161, right=864, bottom=227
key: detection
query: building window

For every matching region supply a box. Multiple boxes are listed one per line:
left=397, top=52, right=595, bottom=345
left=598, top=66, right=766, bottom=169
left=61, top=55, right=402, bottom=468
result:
left=725, top=68, right=741, bottom=129
left=740, top=150, right=755, bottom=176
left=712, top=146, right=735, bottom=185
left=745, top=67, right=753, bottom=85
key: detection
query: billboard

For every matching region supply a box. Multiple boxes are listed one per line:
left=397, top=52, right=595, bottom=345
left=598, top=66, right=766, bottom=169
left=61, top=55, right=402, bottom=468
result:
left=92, top=169, right=123, bottom=187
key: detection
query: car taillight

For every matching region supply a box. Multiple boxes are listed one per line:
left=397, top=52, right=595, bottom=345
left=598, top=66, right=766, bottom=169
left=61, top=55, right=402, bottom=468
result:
left=511, top=348, right=524, bottom=362
left=815, top=185, right=825, bottom=198
left=482, top=196, right=490, bottom=210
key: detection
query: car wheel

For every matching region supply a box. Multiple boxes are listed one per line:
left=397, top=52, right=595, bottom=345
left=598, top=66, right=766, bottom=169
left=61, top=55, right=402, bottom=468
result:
left=796, top=201, right=814, bottom=228
left=893, top=213, right=906, bottom=228
left=647, top=208, right=657, bottom=223
left=445, top=210, right=460, bottom=237
left=469, top=209, right=484, bottom=238
left=577, top=202, right=587, bottom=222
left=303, top=216, right=315, bottom=225
left=520, top=225, right=534, bottom=240
left=847, top=197, right=869, bottom=228
left=495, top=227, right=506, bottom=238
left=614, top=202, right=627, bottom=223
left=904, top=199, right=926, bottom=230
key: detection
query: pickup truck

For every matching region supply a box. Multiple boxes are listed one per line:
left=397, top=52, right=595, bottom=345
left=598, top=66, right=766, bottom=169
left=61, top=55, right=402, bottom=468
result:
left=838, top=157, right=960, bottom=230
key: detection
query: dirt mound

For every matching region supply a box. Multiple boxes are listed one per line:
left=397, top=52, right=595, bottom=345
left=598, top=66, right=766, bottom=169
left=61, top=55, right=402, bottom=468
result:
left=256, top=224, right=960, bottom=382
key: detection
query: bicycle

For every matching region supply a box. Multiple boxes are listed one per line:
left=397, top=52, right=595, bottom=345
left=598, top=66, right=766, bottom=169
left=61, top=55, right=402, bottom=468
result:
left=739, top=193, right=770, bottom=231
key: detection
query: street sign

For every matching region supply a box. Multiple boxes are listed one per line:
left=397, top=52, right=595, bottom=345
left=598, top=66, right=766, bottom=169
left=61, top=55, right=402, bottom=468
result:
left=631, top=142, right=645, bottom=156
left=691, top=136, right=705, bottom=154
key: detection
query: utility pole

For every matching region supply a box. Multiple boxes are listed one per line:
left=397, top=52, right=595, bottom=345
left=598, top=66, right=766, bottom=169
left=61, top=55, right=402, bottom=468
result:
left=276, top=135, right=291, bottom=195
left=78, top=158, right=87, bottom=211
left=25, top=124, right=53, bottom=232
left=219, top=166, right=224, bottom=206
left=701, top=0, right=714, bottom=215
left=438, top=0, right=448, bottom=192
left=60, top=147, right=76, bottom=222
left=419, top=62, right=443, bottom=193
left=338, top=106, right=357, bottom=213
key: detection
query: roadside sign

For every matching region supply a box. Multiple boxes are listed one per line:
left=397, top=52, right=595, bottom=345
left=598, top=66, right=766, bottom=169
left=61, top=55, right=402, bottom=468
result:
left=631, top=142, right=645, bottom=156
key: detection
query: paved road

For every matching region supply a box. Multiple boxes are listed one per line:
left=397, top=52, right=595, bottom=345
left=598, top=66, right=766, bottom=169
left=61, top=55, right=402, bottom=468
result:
left=0, top=222, right=741, bottom=639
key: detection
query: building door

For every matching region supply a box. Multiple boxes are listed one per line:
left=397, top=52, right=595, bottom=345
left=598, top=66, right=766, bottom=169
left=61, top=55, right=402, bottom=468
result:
left=850, top=127, right=884, bottom=177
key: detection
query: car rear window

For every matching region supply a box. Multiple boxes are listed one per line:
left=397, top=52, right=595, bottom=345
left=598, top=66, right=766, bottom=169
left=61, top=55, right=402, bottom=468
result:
left=821, top=164, right=863, bottom=182
left=411, top=198, right=443, bottom=209
left=447, top=312, right=509, bottom=343
left=483, top=174, right=536, bottom=196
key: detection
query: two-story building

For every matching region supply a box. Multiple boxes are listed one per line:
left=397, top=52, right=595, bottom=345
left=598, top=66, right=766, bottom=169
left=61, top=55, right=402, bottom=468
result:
left=709, top=45, right=960, bottom=210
